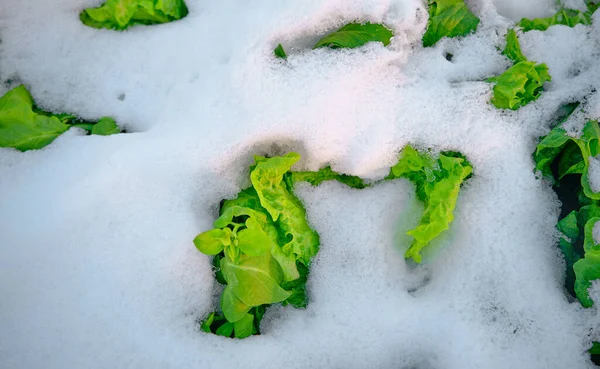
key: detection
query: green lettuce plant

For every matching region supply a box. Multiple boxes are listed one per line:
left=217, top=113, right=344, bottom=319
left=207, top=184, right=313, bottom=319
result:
left=80, top=0, right=189, bottom=30
left=0, top=85, right=121, bottom=151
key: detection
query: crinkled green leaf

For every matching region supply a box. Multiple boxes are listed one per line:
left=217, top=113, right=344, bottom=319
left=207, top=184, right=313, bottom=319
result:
left=502, top=29, right=526, bottom=63
left=251, top=153, right=320, bottom=265
left=80, top=0, right=189, bottom=31
left=289, top=166, right=367, bottom=189
left=194, top=153, right=324, bottom=338
left=387, top=146, right=473, bottom=263
left=314, top=22, right=393, bottom=49
left=487, top=61, right=551, bottom=110
left=220, top=254, right=291, bottom=307
left=519, top=8, right=595, bottom=32
left=0, top=85, right=69, bottom=151
left=422, top=0, right=480, bottom=47
left=91, top=117, right=121, bottom=136
left=274, top=44, right=287, bottom=59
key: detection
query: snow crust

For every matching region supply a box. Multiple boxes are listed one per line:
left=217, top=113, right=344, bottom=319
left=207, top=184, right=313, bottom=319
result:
left=1, top=0, right=600, bottom=368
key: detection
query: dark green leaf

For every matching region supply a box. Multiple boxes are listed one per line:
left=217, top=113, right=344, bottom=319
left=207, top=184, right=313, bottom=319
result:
left=215, top=322, right=234, bottom=337
left=519, top=8, right=594, bottom=32
left=200, top=312, right=215, bottom=333
left=280, top=262, right=309, bottom=308
left=274, top=44, right=287, bottom=59
left=314, top=22, right=393, bottom=49
left=289, top=166, right=367, bottom=189
left=590, top=341, right=600, bottom=355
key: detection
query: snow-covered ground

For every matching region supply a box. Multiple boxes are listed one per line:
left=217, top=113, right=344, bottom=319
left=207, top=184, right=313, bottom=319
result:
left=1, top=0, right=600, bottom=368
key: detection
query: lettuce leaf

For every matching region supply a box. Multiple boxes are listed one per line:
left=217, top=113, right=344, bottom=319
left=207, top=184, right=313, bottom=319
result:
left=91, top=117, right=121, bottom=135
left=0, top=85, right=69, bottom=151
left=314, top=22, right=393, bottom=49
left=274, top=44, right=287, bottom=59
left=80, top=0, right=189, bottom=31
left=488, top=29, right=551, bottom=110
left=422, top=0, right=480, bottom=47
left=0, top=85, right=122, bottom=151
left=533, top=120, right=600, bottom=201
left=386, top=146, right=473, bottom=263
left=487, top=61, right=551, bottom=110
left=251, top=153, right=321, bottom=265
left=502, top=29, right=526, bottom=63
left=195, top=153, right=324, bottom=338
left=557, top=206, right=600, bottom=308
left=535, top=121, right=600, bottom=307
left=519, top=6, right=596, bottom=32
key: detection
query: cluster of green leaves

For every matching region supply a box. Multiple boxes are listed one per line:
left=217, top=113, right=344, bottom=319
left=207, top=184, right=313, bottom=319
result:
left=80, top=0, right=189, bottom=31
left=194, top=153, right=366, bottom=338
left=518, top=1, right=599, bottom=32
left=274, top=22, right=393, bottom=59
left=487, top=29, right=551, bottom=110
left=0, top=85, right=121, bottom=151
left=534, top=113, right=600, bottom=359
left=422, top=0, right=480, bottom=47
left=385, top=146, right=473, bottom=263
left=534, top=119, right=600, bottom=307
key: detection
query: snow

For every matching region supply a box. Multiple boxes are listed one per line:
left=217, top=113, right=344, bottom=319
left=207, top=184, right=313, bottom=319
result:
left=590, top=156, right=600, bottom=194
left=1, top=0, right=600, bottom=368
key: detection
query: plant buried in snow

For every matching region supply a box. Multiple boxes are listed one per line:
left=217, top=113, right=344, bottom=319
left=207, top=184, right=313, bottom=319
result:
left=422, top=0, right=480, bottom=47
left=194, top=148, right=472, bottom=338
left=194, top=153, right=366, bottom=339
left=518, top=1, right=599, bottom=32
left=386, top=146, right=473, bottom=263
left=0, top=85, right=122, bottom=152
left=274, top=22, right=393, bottom=59
left=487, top=29, right=551, bottom=111
left=80, top=0, right=189, bottom=31
left=534, top=116, right=600, bottom=308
